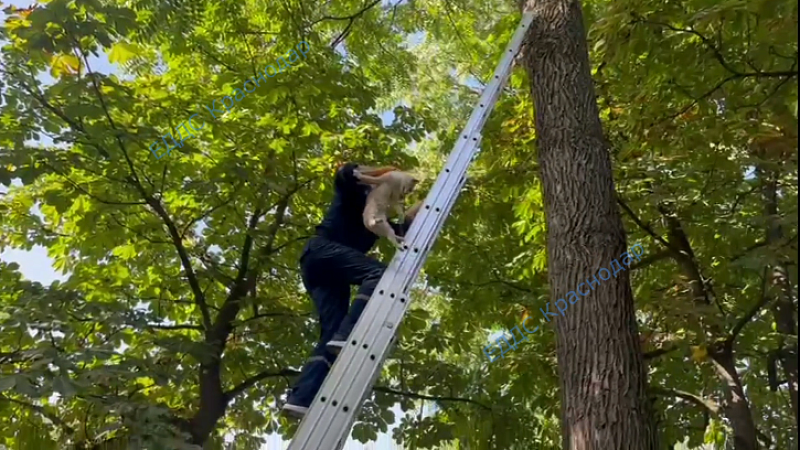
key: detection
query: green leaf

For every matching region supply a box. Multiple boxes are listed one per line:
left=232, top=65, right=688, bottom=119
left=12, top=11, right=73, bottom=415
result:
left=0, top=376, right=16, bottom=393
left=112, top=243, right=138, bottom=260
left=52, top=376, right=76, bottom=398
left=108, top=42, right=141, bottom=65
left=49, top=54, right=80, bottom=77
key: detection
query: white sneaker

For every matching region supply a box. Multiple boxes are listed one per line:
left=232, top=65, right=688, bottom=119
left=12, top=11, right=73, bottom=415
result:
left=282, top=403, right=309, bottom=419
left=326, top=339, right=346, bottom=355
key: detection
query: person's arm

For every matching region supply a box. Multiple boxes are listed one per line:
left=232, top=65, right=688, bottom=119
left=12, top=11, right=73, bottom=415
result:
left=389, top=201, right=423, bottom=237
left=404, top=201, right=423, bottom=222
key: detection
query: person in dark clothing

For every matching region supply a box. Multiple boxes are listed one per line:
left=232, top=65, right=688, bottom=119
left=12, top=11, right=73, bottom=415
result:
left=282, top=163, right=422, bottom=418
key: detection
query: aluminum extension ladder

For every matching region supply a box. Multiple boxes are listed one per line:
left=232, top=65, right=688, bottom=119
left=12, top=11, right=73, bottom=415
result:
left=287, top=12, right=535, bottom=450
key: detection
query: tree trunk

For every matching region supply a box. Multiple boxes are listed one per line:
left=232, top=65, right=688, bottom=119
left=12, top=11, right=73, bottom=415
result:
left=519, top=1, right=657, bottom=449
left=761, top=167, right=799, bottom=440
left=656, top=205, right=761, bottom=449
left=708, top=343, right=759, bottom=450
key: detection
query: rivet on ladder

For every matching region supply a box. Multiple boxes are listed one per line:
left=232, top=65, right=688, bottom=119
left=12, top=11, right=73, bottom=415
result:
left=390, top=293, right=395, bottom=298
left=351, top=340, right=357, bottom=346
left=343, top=406, right=350, bottom=412
left=332, top=400, right=338, bottom=406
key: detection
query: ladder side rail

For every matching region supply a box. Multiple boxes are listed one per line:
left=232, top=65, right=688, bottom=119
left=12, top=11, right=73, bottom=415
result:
left=330, top=165, right=474, bottom=445
left=286, top=125, right=476, bottom=446
left=287, top=12, right=534, bottom=450
left=296, top=125, right=479, bottom=446
left=296, top=160, right=469, bottom=447
left=315, top=154, right=474, bottom=448
left=288, top=118, right=477, bottom=450
left=285, top=167, right=466, bottom=450
left=290, top=79, right=502, bottom=450
left=329, top=156, right=478, bottom=444
left=290, top=127, right=478, bottom=446
left=290, top=89, right=499, bottom=449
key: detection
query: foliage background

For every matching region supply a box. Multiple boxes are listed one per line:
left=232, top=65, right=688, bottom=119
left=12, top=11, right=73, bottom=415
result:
left=0, top=0, right=796, bottom=449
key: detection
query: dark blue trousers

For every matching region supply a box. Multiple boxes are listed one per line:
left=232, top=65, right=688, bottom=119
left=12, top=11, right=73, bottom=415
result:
left=288, top=236, right=386, bottom=407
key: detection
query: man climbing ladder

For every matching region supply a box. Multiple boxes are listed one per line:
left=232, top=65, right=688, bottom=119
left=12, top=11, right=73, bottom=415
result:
left=283, top=164, right=422, bottom=418
left=287, top=11, right=535, bottom=450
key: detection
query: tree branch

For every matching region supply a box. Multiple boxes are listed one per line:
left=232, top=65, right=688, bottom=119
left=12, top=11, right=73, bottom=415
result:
left=224, top=368, right=299, bottom=400
left=210, top=201, right=281, bottom=340
left=616, top=196, right=674, bottom=250
left=194, top=44, right=241, bottom=75
left=651, top=387, right=720, bottom=414
left=632, top=18, right=798, bottom=123
left=0, top=395, right=75, bottom=435
left=643, top=344, right=679, bottom=361
left=321, top=0, right=383, bottom=49
left=8, top=72, right=110, bottom=159
left=221, top=368, right=493, bottom=412
left=40, top=165, right=145, bottom=207
left=179, top=184, right=245, bottom=238
left=311, top=0, right=382, bottom=25
left=148, top=199, right=213, bottom=331
left=730, top=233, right=798, bottom=263
left=728, top=267, right=772, bottom=342
left=373, top=386, right=492, bottom=411
left=73, top=37, right=146, bottom=189
left=49, top=37, right=215, bottom=334
left=190, top=188, right=297, bottom=441
left=233, top=311, right=311, bottom=327
left=146, top=323, right=203, bottom=331
left=633, top=17, right=799, bottom=79
left=221, top=367, right=492, bottom=413
left=630, top=249, right=671, bottom=271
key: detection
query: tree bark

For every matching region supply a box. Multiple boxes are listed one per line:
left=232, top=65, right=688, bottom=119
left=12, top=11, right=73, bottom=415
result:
left=761, top=167, right=799, bottom=440
left=519, top=1, right=657, bottom=449
left=708, top=342, right=759, bottom=450
left=182, top=196, right=291, bottom=445
left=655, top=205, right=761, bottom=449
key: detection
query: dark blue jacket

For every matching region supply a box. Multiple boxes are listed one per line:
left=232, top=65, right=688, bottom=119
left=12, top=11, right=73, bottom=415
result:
left=315, top=163, right=411, bottom=254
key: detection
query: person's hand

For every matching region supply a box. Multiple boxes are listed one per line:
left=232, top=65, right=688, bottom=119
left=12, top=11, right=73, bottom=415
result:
left=405, top=201, right=423, bottom=221
left=393, top=235, right=405, bottom=250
